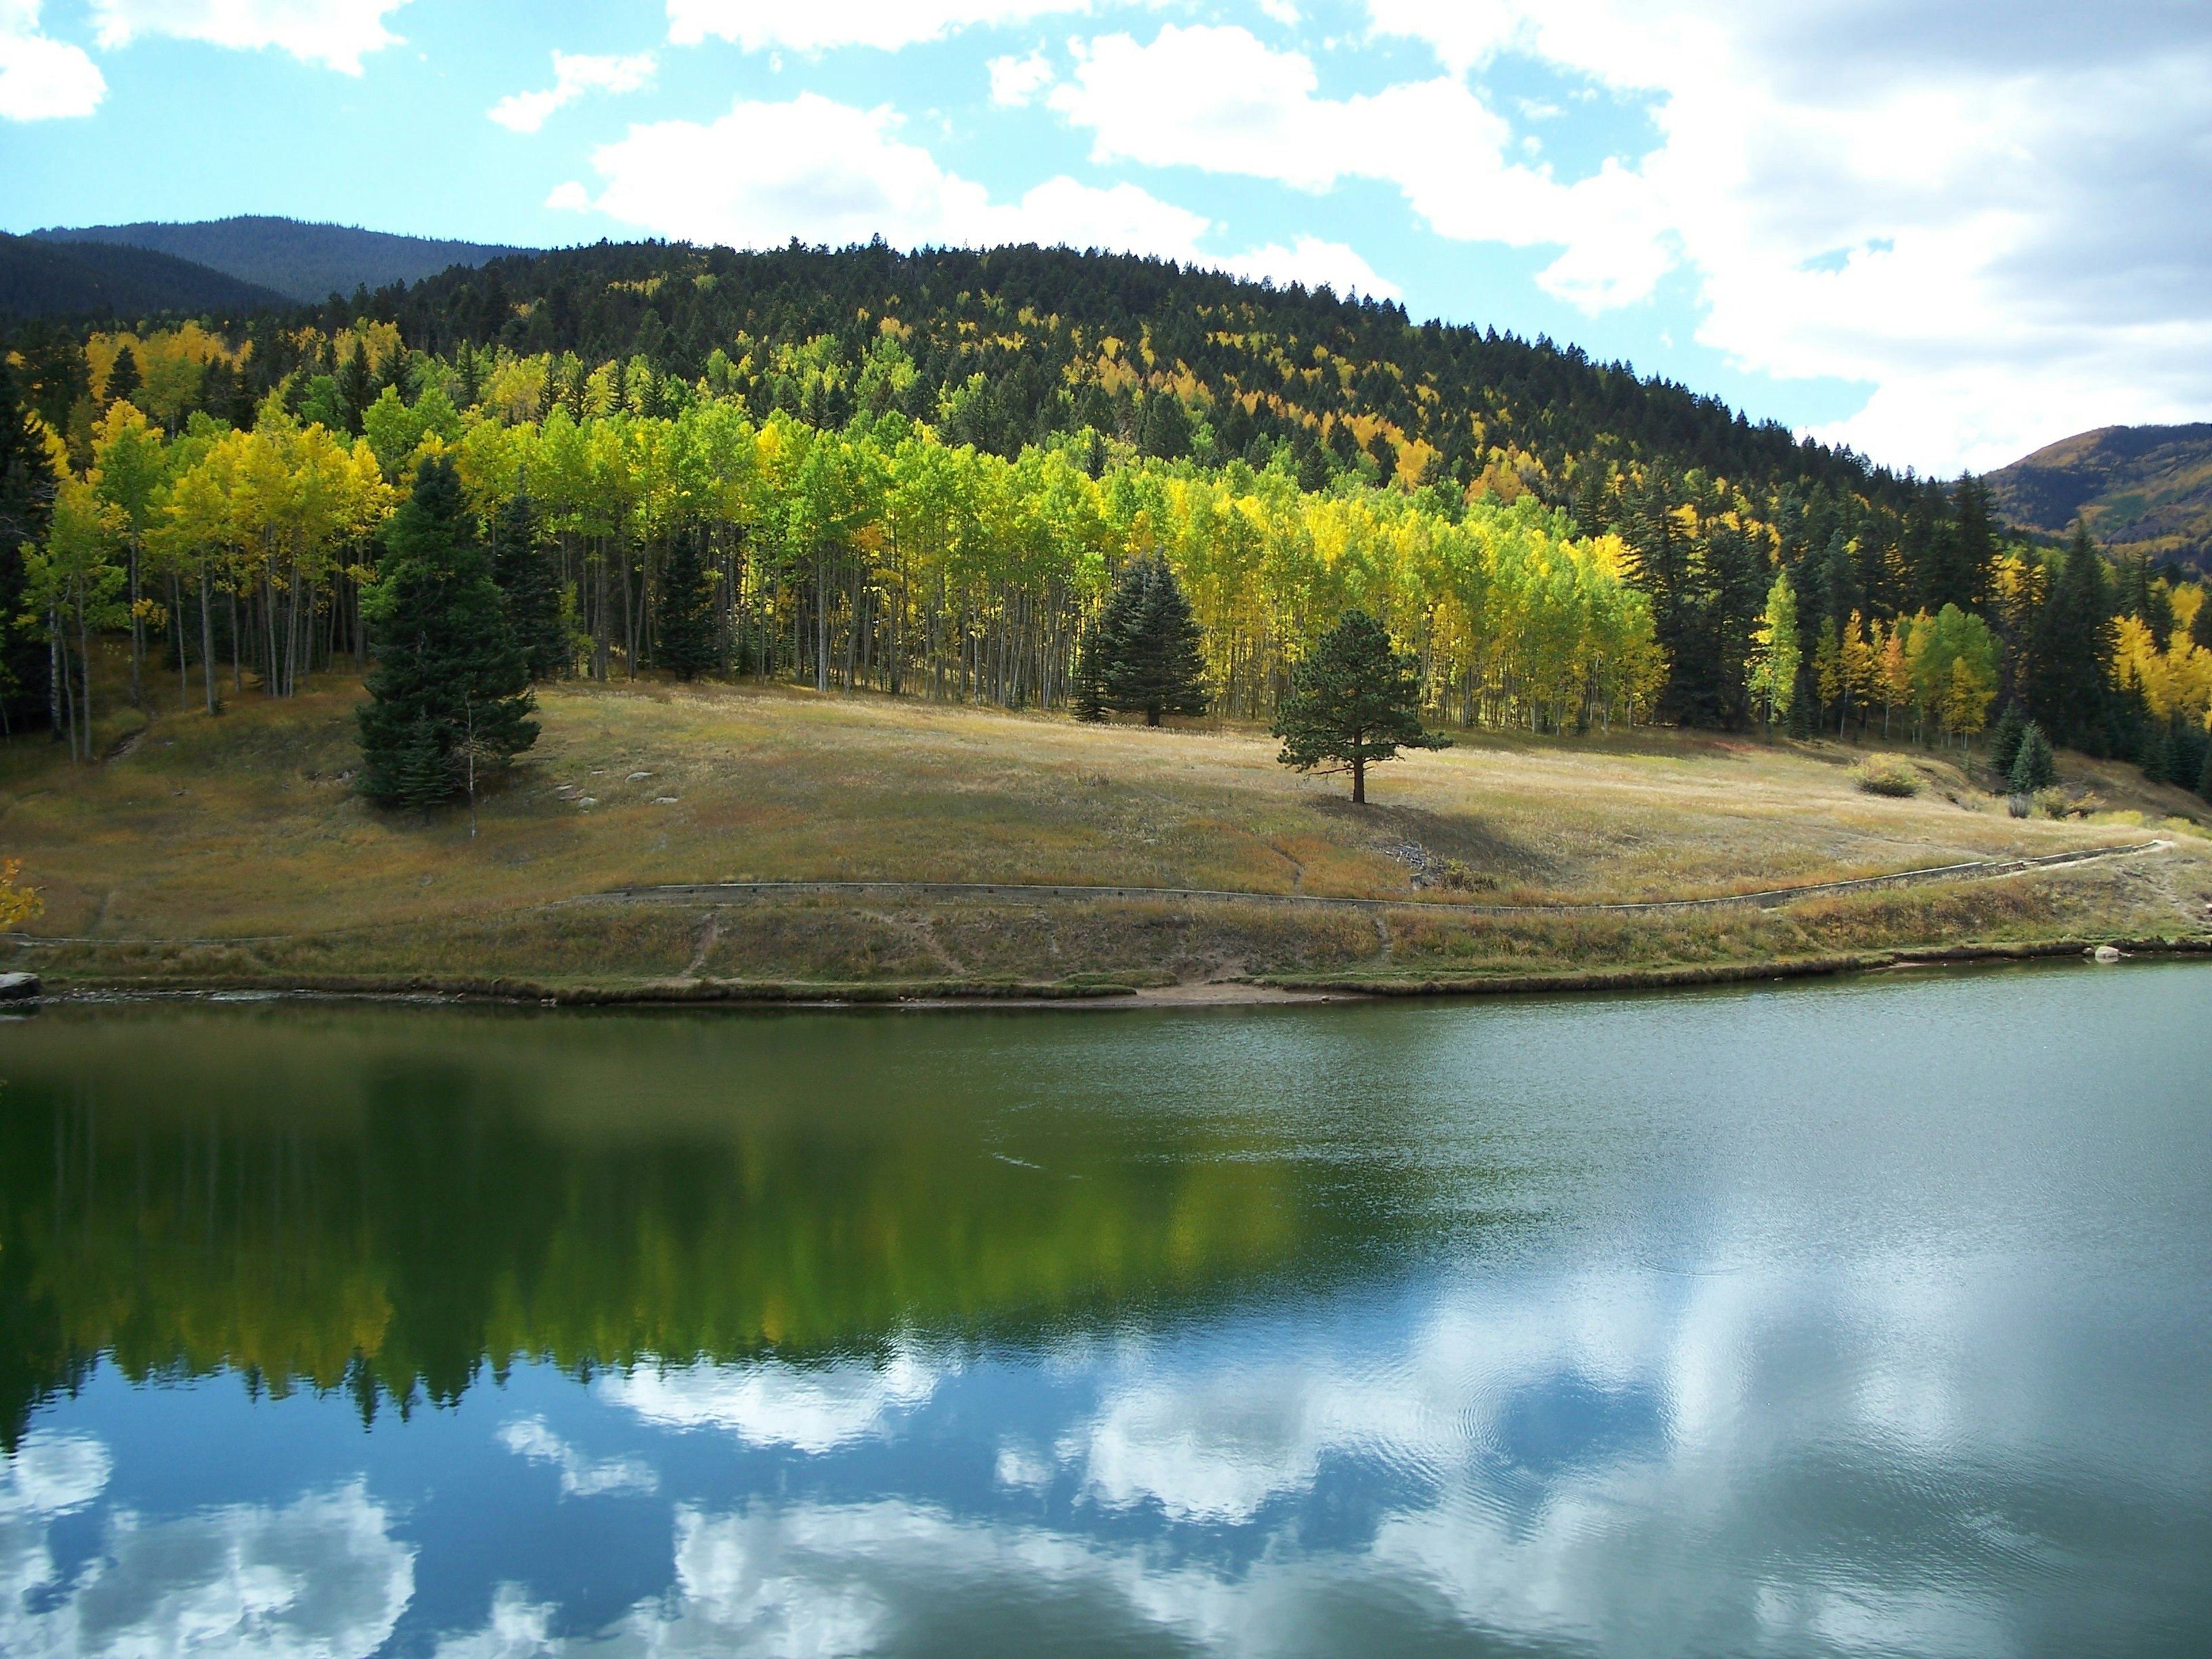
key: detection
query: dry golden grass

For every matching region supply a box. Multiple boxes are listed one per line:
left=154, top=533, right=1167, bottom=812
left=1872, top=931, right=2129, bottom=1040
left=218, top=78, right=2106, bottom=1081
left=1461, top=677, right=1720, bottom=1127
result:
left=6, top=656, right=2210, bottom=990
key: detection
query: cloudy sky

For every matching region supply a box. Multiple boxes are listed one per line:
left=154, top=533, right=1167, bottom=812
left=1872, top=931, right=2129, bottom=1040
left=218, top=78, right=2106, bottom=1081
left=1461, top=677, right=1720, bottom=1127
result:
left=3, top=1, right=2207, bottom=474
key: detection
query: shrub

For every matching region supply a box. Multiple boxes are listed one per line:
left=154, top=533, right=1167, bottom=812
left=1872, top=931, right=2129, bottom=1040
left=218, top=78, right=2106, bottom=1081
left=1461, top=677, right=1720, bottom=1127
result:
left=1854, top=757, right=1921, bottom=797
left=1433, top=859, right=1497, bottom=893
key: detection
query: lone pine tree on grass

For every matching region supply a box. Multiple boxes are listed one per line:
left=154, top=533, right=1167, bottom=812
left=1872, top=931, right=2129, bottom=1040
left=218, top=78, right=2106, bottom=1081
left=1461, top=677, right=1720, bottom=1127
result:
left=1273, top=609, right=1448, bottom=804
left=1080, top=554, right=1209, bottom=726
left=357, top=457, right=537, bottom=811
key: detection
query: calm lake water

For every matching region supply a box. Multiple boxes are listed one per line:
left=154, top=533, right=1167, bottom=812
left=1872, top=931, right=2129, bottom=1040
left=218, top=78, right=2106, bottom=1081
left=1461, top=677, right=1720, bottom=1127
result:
left=2, top=965, right=2209, bottom=1657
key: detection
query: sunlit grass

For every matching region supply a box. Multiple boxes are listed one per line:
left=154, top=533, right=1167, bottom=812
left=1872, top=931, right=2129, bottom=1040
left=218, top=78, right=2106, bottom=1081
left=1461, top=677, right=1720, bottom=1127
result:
left=6, top=651, right=2207, bottom=988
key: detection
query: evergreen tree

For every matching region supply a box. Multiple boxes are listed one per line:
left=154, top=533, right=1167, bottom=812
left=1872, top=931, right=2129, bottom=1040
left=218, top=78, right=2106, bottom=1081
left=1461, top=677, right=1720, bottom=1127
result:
left=2195, top=593, right=2212, bottom=653
left=2009, top=721, right=2055, bottom=794
left=338, top=339, right=375, bottom=437
left=1987, top=702, right=2028, bottom=782
left=1272, top=609, right=1448, bottom=803
left=0, top=360, right=55, bottom=733
left=490, top=490, right=570, bottom=681
left=1095, top=555, right=1208, bottom=726
left=653, top=526, right=719, bottom=680
left=2200, top=730, right=2212, bottom=805
left=1138, top=393, right=1191, bottom=461
left=102, top=346, right=140, bottom=407
left=1073, top=619, right=1107, bottom=722
left=2024, top=527, right=2114, bottom=749
left=2166, top=713, right=2207, bottom=799
left=357, top=458, right=537, bottom=808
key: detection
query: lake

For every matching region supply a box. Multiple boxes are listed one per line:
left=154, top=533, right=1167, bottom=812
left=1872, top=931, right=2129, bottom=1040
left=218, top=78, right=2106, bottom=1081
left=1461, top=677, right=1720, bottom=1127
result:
left=2, top=964, right=2208, bottom=1657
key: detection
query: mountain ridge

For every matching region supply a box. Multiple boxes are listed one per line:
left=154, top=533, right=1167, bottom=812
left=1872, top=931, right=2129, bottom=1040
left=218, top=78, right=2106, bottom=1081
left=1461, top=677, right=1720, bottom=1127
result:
left=31, top=215, right=533, bottom=305
left=0, top=233, right=287, bottom=321
left=1987, top=423, right=2212, bottom=573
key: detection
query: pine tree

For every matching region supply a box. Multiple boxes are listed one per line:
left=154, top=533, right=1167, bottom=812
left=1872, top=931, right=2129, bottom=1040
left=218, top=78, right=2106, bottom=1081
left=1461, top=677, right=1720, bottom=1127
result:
left=0, top=360, right=55, bottom=734
left=654, top=526, right=719, bottom=680
left=2168, top=713, right=2208, bottom=801
left=2200, top=730, right=2212, bottom=805
left=2024, top=526, right=2114, bottom=749
left=1987, top=702, right=2027, bottom=781
left=102, top=346, right=140, bottom=407
left=1272, top=609, right=1448, bottom=803
left=1138, top=393, right=1191, bottom=461
left=1073, top=620, right=1107, bottom=721
left=357, top=457, right=537, bottom=808
left=338, top=339, right=375, bottom=437
left=1096, top=555, right=1207, bottom=726
left=2009, top=721, right=2056, bottom=794
left=490, top=490, right=570, bottom=681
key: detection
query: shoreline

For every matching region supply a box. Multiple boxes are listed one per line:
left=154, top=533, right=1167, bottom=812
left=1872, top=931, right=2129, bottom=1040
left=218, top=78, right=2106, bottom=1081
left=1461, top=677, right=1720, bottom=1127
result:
left=21, top=935, right=2212, bottom=1013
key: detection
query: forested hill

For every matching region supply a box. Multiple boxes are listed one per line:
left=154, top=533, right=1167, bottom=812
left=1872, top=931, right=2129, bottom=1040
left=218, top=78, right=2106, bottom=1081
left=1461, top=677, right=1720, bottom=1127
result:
left=0, top=233, right=286, bottom=321
left=32, top=217, right=530, bottom=305
left=1987, top=424, right=2212, bottom=576
left=382, top=240, right=1880, bottom=509
left=16, top=235, right=2197, bottom=755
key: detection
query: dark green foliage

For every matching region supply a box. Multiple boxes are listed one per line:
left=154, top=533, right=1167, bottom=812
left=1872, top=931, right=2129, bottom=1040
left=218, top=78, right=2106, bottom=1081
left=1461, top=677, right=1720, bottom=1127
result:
left=2009, top=722, right=2056, bottom=793
left=0, top=232, right=287, bottom=322
left=338, top=339, right=373, bottom=436
left=2024, top=527, right=2115, bottom=748
left=489, top=491, right=570, bottom=681
left=102, top=346, right=139, bottom=406
left=653, top=527, right=719, bottom=680
left=1273, top=609, right=1448, bottom=804
left=357, top=457, right=537, bottom=808
left=1093, top=555, right=1207, bottom=726
left=2154, top=711, right=2207, bottom=797
left=1073, top=620, right=1107, bottom=722
left=1987, top=702, right=2027, bottom=782
left=2201, top=731, right=2212, bottom=804
left=2195, top=594, right=2212, bottom=652
left=0, top=359, right=54, bottom=731
left=1139, top=392, right=1191, bottom=461
left=31, top=217, right=525, bottom=306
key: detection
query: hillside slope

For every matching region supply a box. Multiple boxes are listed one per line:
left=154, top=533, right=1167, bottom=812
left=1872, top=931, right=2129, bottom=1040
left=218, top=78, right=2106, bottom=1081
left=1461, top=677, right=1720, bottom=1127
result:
left=1987, top=423, right=2212, bottom=572
left=0, top=233, right=286, bottom=321
left=33, top=216, right=532, bottom=304
left=359, top=238, right=1929, bottom=533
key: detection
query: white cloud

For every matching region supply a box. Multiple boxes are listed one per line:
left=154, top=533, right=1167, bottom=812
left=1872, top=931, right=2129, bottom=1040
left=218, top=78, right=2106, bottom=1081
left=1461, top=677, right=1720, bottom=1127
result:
left=1358, top=0, right=2212, bottom=470
left=1047, top=26, right=1668, bottom=312
left=666, top=0, right=1125, bottom=54
left=1218, top=236, right=1398, bottom=301
left=89, top=0, right=410, bottom=73
left=497, top=1416, right=661, bottom=1498
left=986, top=47, right=1052, bottom=107
left=566, top=93, right=1214, bottom=261
left=490, top=51, right=656, bottom=135
left=0, top=1, right=105, bottom=119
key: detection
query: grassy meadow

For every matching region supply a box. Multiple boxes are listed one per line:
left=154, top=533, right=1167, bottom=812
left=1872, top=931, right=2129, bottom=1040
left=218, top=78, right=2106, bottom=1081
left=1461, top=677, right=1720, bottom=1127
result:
left=7, top=657, right=2211, bottom=995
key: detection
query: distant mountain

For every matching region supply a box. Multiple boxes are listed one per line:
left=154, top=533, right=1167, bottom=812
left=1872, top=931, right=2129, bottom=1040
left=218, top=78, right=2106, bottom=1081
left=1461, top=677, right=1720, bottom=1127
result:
left=1987, top=423, right=2212, bottom=574
left=0, top=232, right=288, bottom=321
left=31, top=216, right=533, bottom=305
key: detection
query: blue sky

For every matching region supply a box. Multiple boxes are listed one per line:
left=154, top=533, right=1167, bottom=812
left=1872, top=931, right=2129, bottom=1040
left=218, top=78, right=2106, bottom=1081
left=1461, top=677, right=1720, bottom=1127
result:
left=5, top=1, right=2209, bottom=475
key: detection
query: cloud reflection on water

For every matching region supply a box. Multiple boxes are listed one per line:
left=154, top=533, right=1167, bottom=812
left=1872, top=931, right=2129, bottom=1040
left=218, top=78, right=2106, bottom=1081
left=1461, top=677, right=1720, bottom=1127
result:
left=499, top=1246, right=2205, bottom=1657
left=0, top=1452, right=414, bottom=1659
